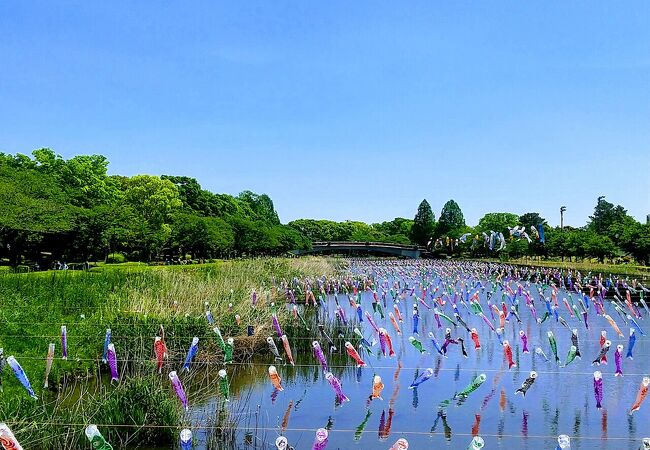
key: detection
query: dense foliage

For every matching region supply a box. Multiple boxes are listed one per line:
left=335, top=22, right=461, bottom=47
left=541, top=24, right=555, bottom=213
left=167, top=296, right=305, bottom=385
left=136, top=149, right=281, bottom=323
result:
left=0, top=149, right=308, bottom=266
left=287, top=218, right=414, bottom=245
left=0, top=150, right=647, bottom=266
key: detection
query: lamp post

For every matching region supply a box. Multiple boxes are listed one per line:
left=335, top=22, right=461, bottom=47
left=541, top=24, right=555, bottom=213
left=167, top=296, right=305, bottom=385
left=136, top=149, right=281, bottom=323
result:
left=560, top=206, right=566, bottom=231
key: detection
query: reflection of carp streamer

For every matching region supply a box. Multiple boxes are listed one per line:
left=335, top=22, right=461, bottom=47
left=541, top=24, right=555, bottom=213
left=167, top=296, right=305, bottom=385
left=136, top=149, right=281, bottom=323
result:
left=218, top=369, right=230, bottom=401
left=354, top=410, right=372, bottom=441
left=281, top=400, right=293, bottom=432
left=547, top=331, right=559, bottom=363
left=379, top=408, right=394, bottom=440
left=471, top=414, right=481, bottom=437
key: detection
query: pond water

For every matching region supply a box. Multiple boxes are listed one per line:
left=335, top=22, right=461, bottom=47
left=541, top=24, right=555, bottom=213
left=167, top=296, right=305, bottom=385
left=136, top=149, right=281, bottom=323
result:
left=178, top=261, right=650, bottom=450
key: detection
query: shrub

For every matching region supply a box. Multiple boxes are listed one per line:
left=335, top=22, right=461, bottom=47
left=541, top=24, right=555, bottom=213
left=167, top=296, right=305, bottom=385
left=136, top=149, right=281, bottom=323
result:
left=106, top=252, right=127, bottom=264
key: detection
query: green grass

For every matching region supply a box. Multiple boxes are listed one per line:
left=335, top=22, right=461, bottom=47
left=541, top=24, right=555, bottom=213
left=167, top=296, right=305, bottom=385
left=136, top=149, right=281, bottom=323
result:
left=0, top=257, right=336, bottom=449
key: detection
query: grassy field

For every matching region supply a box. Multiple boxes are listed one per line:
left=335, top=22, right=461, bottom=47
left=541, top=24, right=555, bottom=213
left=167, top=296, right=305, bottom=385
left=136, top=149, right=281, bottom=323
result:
left=0, top=257, right=337, bottom=449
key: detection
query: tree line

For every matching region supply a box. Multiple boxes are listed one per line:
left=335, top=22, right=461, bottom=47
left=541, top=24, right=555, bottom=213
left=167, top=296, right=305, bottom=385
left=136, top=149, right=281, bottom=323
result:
left=408, top=198, right=649, bottom=264
left=0, top=149, right=308, bottom=267
left=1, top=150, right=648, bottom=267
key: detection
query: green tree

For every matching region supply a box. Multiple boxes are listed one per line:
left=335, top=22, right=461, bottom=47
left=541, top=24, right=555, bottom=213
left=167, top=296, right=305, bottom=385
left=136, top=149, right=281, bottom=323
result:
left=583, top=230, right=617, bottom=262
left=120, top=175, right=182, bottom=259
left=0, top=160, right=77, bottom=266
left=231, top=219, right=278, bottom=254
left=161, top=176, right=205, bottom=211
left=476, top=212, right=519, bottom=236
left=588, top=196, right=628, bottom=236
left=518, top=212, right=546, bottom=229
left=237, top=191, right=280, bottom=225
left=31, top=148, right=119, bottom=208
left=171, top=213, right=235, bottom=258
left=123, top=175, right=182, bottom=227
left=546, top=227, right=570, bottom=260
left=410, top=200, right=436, bottom=246
left=371, top=218, right=414, bottom=244
left=617, top=221, right=650, bottom=265
left=436, top=200, right=465, bottom=237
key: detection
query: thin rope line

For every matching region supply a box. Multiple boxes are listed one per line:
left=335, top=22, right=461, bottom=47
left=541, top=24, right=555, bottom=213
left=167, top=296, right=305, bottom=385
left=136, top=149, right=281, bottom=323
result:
left=0, top=421, right=643, bottom=441
left=0, top=334, right=638, bottom=344
left=6, top=355, right=649, bottom=376
left=0, top=317, right=644, bottom=329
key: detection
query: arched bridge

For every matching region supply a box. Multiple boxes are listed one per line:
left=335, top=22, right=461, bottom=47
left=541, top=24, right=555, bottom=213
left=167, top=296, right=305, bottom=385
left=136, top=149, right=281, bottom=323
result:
left=293, top=241, right=425, bottom=258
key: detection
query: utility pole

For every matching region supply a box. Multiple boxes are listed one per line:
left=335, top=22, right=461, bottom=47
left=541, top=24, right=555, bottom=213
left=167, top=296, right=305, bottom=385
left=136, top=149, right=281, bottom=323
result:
left=560, top=206, right=566, bottom=231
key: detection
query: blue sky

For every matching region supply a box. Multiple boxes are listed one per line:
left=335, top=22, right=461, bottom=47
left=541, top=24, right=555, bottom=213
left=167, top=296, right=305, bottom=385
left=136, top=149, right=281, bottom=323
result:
left=1, top=2, right=648, bottom=226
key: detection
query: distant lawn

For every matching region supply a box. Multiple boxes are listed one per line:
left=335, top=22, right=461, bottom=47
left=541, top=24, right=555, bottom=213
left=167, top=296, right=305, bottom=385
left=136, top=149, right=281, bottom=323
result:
left=504, top=257, right=650, bottom=278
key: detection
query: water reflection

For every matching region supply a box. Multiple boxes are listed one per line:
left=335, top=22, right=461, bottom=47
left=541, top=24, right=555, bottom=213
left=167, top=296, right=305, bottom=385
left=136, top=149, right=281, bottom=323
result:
left=280, top=400, right=292, bottom=432
left=411, top=386, right=419, bottom=410
left=354, top=410, right=371, bottom=441
left=440, top=410, right=452, bottom=441
left=573, top=409, right=582, bottom=437
left=472, top=413, right=481, bottom=436
left=378, top=409, right=386, bottom=439
left=156, top=268, right=650, bottom=450
left=522, top=410, right=529, bottom=438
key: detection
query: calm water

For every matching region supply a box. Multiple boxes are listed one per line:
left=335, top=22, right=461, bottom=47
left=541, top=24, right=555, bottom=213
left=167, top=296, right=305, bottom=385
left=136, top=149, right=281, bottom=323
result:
left=179, top=262, right=650, bottom=450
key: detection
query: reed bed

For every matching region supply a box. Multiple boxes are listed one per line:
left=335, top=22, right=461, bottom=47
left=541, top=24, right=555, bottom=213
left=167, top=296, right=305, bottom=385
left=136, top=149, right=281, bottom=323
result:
left=0, top=257, right=337, bottom=449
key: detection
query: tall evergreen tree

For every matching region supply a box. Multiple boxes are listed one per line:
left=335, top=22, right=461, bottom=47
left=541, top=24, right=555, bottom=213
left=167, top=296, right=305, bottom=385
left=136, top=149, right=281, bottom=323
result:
left=437, top=199, right=465, bottom=237
left=410, top=199, right=436, bottom=246
left=589, top=196, right=628, bottom=235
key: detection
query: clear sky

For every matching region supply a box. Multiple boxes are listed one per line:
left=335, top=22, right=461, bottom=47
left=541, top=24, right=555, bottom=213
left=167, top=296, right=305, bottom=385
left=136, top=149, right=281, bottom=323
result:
left=1, top=2, right=648, bottom=227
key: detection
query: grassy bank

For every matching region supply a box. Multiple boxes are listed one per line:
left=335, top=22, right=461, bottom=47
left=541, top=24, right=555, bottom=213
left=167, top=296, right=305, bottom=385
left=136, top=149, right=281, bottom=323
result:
left=500, top=257, right=650, bottom=278
left=0, top=257, right=337, bottom=449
